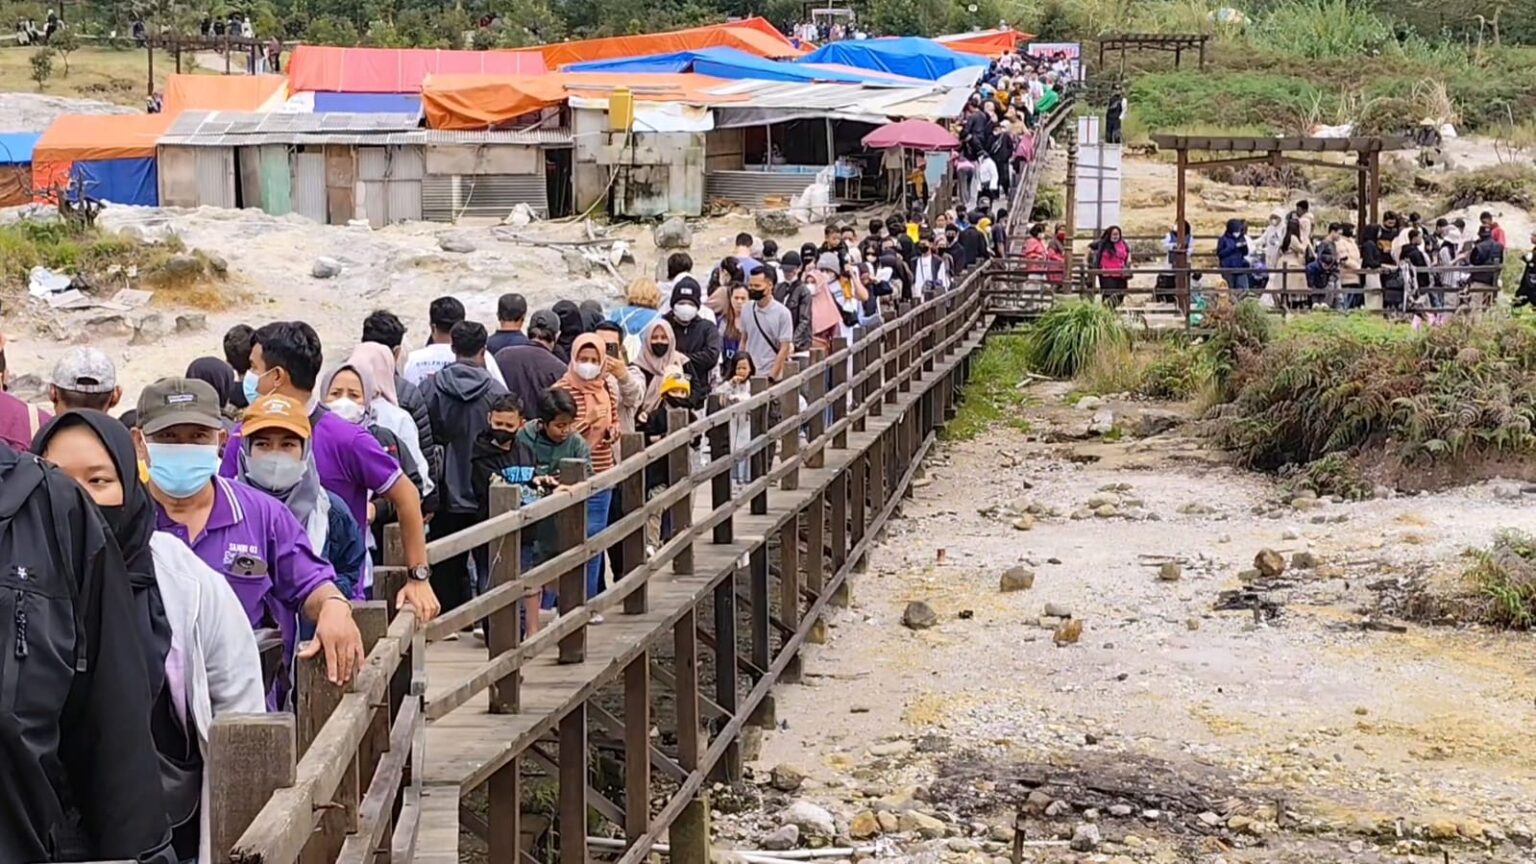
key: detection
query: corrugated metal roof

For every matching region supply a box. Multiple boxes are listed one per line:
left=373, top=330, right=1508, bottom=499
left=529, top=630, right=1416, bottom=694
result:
left=159, top=110, right=571, bottom=147
left=704, top=80, right=940, bottom=110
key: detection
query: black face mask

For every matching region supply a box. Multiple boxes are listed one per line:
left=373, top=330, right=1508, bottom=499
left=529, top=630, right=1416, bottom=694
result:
left=490, top=428, right=518, bottom=446
left=748, top=287, right=768, bottom=301
left=649, top=342, right=670, bottom=357
left=97, top=504, right=130, bottom=540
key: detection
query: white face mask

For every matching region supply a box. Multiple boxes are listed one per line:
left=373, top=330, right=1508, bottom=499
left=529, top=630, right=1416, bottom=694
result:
left=327, top=397, right=366, bottom=424
left=246, top=451, right=308, bottom=492
left=672, top=304, right=698, bottom=323
left=574, top=362, right=602, bottom=381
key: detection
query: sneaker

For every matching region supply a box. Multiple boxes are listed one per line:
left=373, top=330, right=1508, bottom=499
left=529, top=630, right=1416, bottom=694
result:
left=591, top=613, right=606, bottom=625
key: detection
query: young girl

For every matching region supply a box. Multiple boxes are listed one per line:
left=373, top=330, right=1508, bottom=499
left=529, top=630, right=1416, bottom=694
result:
left=715, top=354, right=757, bottom=485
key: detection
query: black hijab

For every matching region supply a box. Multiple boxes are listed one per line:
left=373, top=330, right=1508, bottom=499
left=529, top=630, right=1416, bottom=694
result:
left=186, top=356, right=237, bottom=408
left=552, top=300, right=586, bottom=364
left=32, top=409, right=170, bottom=699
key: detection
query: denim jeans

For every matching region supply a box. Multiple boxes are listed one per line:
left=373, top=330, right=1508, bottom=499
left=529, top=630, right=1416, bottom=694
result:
left=539, top=488, right=613, bottom=610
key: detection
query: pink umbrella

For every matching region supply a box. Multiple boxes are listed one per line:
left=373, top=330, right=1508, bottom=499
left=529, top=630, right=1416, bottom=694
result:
left=861, top=119, right=960, bottom=151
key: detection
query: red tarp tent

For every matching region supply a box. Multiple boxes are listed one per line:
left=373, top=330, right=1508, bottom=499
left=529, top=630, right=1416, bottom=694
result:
left=161, top=74, right=288, bottom=116
left=935, top=27, right=1034, bottom=56
left=537, top=17, right=802, bottom=68
left=32, top=113, right=174, bottom=205
left=287, top=45, right=547, bottom=93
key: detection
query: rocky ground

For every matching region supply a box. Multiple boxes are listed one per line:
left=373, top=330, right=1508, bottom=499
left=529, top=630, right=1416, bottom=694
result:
left=715, top=384, right=1536, bottom=864
left=0, top=91, right=137, bottom=131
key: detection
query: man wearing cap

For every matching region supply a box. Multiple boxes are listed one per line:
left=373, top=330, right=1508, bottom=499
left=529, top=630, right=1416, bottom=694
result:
left=773, top=251, right=814, bottom=352
left=662, top=276, right=721, bottom=408
left=494, top=308, right=569, bottom=424
left=50, top=346, right=123, bottom=415
left=135, top=378, right=365, bottom=688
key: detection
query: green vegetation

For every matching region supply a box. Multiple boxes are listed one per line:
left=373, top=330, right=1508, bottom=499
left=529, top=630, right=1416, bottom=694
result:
left=0, top=46, right=167, bottom=106
left=1025, top=300, right=1130, bottom=378
left=28, top=48, right=52, bottom=91
left=1462, top=529, right=1536, bottom=629
left=0, top=221, right=235, bottom=309
left=944, top=333, right=1034, bottom=441
left=1441, top=164, right=1536, bottom=211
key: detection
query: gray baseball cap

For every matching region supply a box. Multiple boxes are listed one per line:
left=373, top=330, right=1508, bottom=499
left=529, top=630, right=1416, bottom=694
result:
left=529, top=309, right=561, bottom=334
left=137, top=378, right=223, bottom=434
left=50, top=347, right=117, bottom=393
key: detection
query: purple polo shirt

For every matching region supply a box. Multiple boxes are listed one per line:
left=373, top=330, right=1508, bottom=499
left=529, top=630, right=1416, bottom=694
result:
left=154, top=477, right=336, bottom=662
left=221, top=406, right=405, bottom=533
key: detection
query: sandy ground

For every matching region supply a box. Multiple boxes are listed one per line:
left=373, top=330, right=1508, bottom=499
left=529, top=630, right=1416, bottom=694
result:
left=741, top=386, right=1536, bottom=863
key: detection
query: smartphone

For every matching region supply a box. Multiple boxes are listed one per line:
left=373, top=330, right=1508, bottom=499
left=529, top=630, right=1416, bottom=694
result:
left=605, top=342, right=620, bottom=358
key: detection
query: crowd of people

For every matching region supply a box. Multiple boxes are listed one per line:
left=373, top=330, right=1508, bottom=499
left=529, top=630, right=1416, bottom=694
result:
left=945, top=50, right=1071, bottom=216
left=0, top=210, right=1012, bottom=862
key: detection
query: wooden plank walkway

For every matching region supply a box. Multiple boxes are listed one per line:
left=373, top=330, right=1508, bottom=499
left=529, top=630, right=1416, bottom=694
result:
left=413, top=311, right=989, bottom=863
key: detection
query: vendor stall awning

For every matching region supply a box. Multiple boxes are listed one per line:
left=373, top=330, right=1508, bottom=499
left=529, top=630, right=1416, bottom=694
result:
left=161, top=74, right=288, bottom=116
left=423, top=72, right=739, bottom=130
left=935, top=27, right=1034, bottom=56
left=0, top=132, right=40, bottom=165
left=536, top=17, right=802, bottom=67
left=562, top=46, right=879, bottom=84
left=287, top=45, right=546, bottom=93
left=795, top=37, right=988, bottom=81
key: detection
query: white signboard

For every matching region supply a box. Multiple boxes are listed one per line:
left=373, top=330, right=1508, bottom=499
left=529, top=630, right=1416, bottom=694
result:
left=1076, top=115, right=1121, bottom=234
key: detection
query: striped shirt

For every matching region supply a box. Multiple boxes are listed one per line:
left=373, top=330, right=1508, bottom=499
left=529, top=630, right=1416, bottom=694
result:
left=555, top=380, right=619, bottom=474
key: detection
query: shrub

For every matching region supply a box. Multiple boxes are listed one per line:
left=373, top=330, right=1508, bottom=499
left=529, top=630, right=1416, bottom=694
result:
left=1200, top=298, right=1274, bottom=402
left=1138, top=344, right=1208, bottom=399
left=1025, top=300, right=1130, bottom=378
left=1441, top=164, right=1536, bottom=211
left=1247, top=0, right=1395, bottom=60
left=1462, top=529, right=1536, bottom=629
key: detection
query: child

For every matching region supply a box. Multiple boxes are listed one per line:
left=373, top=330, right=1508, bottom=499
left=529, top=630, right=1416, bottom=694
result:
left=510, top=389, right=591, bottom=623
left=716, top=354, right=756, bottom=486
left=471, top=392, right=556, bottom=637
left=642, top=373, right=694, bottom=549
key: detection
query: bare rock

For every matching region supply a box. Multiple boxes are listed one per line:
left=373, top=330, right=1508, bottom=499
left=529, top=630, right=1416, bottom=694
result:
left=1157, top=562, right=1182, bottom=582
left=1093, top=503, right=1119, bottom=518
left=770, top=764, right=806, bottom=793
left=783, top=801, right=835, bottom=838
left=902, top=601, right=938, bottom=630
left=1024, top=789, right=1054, bottom=814
left=1254, top=549, right=1286, bottom=578
left=1053, top=618, right=1083, bottom=646
left=561, top=248, right=593, bottom=276
left=1012, top=514, right=1035, bottom=531
left=175, top=313, right=207, bottom=334
left=999, top=567, right=1035, bottom=593
left=130, top=312, right=170, bottom=346
left=1070, top=823, right=1102, bottom=851
left=438, top=235, right=476, bottom=253
left=204, top=252, right=228, bottom=275
left=848, top=811, right=880, bottom=840
left=1044, top=602, right=1072, bottom=618
left=1088, top=410, right=1115, bottom=435
left=1044, top=800, right=1070, bottom=817
left=311, top=257, right=342, bottom=279
left=876, top=811, right=899, bottom=833
left=1290, top=551, right=1319, bottom=570
left=754, top=209, right=800, bottom=236
left=762, top=824, right=800, bottom=850
left=162, top=254, right=205, bottom=278
left=653, top=216, right=693, bottom=249
left=897, top=810, right=946, bottom=838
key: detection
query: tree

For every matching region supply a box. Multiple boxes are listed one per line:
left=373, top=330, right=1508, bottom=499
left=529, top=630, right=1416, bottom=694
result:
left=29, top=48, right=53, bottom=91
left=49, top=29, right=79, bottom=76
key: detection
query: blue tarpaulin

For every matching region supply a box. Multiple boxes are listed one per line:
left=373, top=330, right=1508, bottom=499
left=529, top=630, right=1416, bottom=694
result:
left=562, top=46, right=875, bottom=84
left=72, top=157, right=157, bottom=206
left=312, top=91, right=423, bottom=115
left=795, top=38, right=988, bottom=81
left=0, top=132, right=39, bottom=165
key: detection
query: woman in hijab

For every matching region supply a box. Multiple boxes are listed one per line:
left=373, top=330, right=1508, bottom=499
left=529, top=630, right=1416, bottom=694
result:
left=319, top=362, right=427, bottom=556
left=634, top=318, right=683, bottom=423
left=552, top=334, right=619, bottom=609
left=235, top=394, right=367, bottom=604
left=346, top=343, right=434, bottom=503
left=33, top=410, right=264, bottom=864
left=185, top=356, right=239, bottom=426
left=552, top=299, right=587, bottom=363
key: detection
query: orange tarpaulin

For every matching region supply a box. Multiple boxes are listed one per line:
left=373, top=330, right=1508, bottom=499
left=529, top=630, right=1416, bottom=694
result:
left=423, top=72, right=740, bottom=130
left=935, top=28, right=1034, bottom=56
left=31, top=112, right=175, bottom=201
left=162, top=73, right=288, bottom=116
left=537, top=17, right=801, bottom=68
left=288, top=45, right=546, bottom=93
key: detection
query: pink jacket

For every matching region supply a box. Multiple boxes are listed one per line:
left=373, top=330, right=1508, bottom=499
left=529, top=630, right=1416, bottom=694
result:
left=1098, top=241, right=1130, bottom=272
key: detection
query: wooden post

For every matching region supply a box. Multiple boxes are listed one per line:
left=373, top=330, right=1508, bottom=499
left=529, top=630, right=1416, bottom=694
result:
left=209, top=714, right=296, bottom=864
left=486, top=483, right=521, bottom=714
left=829, top=337, right=849, bottom=449
left=624, top=650, right=650, bottom=845
left=1354, top=152, right=1368, bottom=240
left=672, top=609, right=709, bottom=864
left=1064, top=125, right=1079, bottom=283
left=707, top=394, right=733, bottom=544
left=748, top=540, right=770, bottom=680
left=828, top=472, right=849, bottom=608
left=559, top=703, right=588, bottom=864
left=849, top=451, right=868, bottom=573
left=666, top=409, right=694, bottom=574
left=619, top=432, right=648, bottom=614
left=146, top=37, right=154, bottom=96
left=1198, top=35, right=1207, bottom=69
left=850, top=328, right=869, bottom=432
left=712, top=564, right=740, bottom=780
left=777, top=516, right=801, bottom=682
left=867, top=324, right=885, bottom=419
left=556, top=458, right=590, bottom=665
left=805, top=492, right=826, bottom=607
left=488, top=759, right=520, bottom=864
left=1368, top=150, right=1381, bottom=224
left=778, top=359, right=801, bottom=491
left=804, top=349, right=827, bottom=468
left=749, top=376, right=770, bottom=516
left=1175, top=146, right=1189, bottom=322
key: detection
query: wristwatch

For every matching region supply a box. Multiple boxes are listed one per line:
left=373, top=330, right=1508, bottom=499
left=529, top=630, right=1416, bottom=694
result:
left=408, top=565, right=431, bottom=582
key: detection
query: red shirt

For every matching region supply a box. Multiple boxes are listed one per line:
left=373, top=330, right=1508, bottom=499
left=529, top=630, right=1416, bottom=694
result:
left=0, top=391, right=49, bottom=452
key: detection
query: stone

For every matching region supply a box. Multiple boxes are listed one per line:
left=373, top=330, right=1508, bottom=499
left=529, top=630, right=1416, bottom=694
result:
left=1281, top=527, right=1302, bottom=540
left=1044, top=800, right=1070, bottom=817
left=174, top=313, right=208, bottom=334
left=1024, top=790, right=1054, bottom=814
left=162, top=254, right=204, bottom=278
left=1094, top=504, right=1119, bottom=518
left=898, top=810, right=946, bottom=838
left=902, top=601, right=938, bottom=630
left=1133, top=412, right=1182, bottom=437
left=1509, top=824, right=1534, bottom=847
left=1178, top=502, right=1216, bottom=515
left=1458, top=819, right=1486, bottom=841
left=653, top=216, right=693, bottom=248
left=438, top=235, right=476, bottom=253
left=1053, top=618, right=1083, bottom=646
left=869, top=740, right=912, bottom=757
left=204, top=253, right=228, bottom=275
left=1157, top=562, right=1182, bottom=582
left=1227, top=815, right=1255, bottom=834
left=1075, top=395, right=1103, bottom=410
left=1254, top=549, right=1286, bottom=578
left=1108, top=805, right=1134, bottom=817
left=1186, top=618, right=1200, bottom=631
left=876, top=811, right=900, bottom=833
left=999, top=567, right=1036, bottom=592
left=946, top=838, right=977, bottom=852
left=1423, top=820, right=1458, bottom=841
left=561, top=248, right=593, bottom=276
left=754, top=209, right=800, bottom=236
left=763, top=824, right=800, bottom=850
left=1012, top=515, right=1035, bottom=531
left=770, top=764, right=806, bottom=792
left=1088, top=410, right=1115, bottom=435
left=1290, top=496, right=1320, bottom=511
left=848, top=811, right=880, bottom=840
left=1085, top=493, right=1117, bottom=508
left=1290, top=550, right=1319, bottom=570
left=1044, top=602, right=1072, bottom=618
left=1070, top=508, right=1093, bottom=520
left=130, top=312, right=170, bottom=346
left=783, top=801, right=836, bottom=837
left=311, top=256, right=342, bottom=278
left=1069, top=823, right=1102, bottom=852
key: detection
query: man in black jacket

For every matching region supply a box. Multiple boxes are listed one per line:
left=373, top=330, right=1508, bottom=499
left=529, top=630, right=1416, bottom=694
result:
left=494, top=309, right=568, bottom=421
left=772, top=251, right=814, bottom=351
left=0, top=443, right=176, bottom=864
left=958, top=210, right=992, bottom=270
left=362, top=310, right=435, bottom=456
left=663, top=277, right=721, bottom=408
left=425, top=322, right=508, bottom=611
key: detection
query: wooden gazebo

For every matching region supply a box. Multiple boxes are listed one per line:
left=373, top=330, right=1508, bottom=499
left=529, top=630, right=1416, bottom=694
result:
left=1098, top=33, right=1210, bottom=72
left=1147, top=134, right=1412, bottom=292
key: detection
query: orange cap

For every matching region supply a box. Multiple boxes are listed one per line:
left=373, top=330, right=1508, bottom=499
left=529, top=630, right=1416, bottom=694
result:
left=243, top=393, right=312, bottom=440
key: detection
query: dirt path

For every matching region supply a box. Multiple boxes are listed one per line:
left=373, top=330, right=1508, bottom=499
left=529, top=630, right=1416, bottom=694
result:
left=738, top=386, right=1536, bottom=862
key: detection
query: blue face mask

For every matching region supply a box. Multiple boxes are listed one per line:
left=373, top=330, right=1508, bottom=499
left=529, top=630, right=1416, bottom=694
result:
left=146, top=443, right=220, bottom=499
left=243, top=369, right=267, bottom=405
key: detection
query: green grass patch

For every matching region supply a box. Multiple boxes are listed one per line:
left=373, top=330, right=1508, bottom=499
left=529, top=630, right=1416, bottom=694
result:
left=1462, top=529, right=1536, bottom=629
left=0, top=220, right=232, bottom=309
left=1025, top=300, right=1130, bottom=378
left=946, top=333, right=1035, bottom=442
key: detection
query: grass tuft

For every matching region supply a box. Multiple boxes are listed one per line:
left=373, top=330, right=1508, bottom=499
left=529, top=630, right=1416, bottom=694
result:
left=1025, top=300, right=1130, bottom=378
left=946, top=333, right=1035, bottom=442
left=1462, top=529, right=1536, bottom=629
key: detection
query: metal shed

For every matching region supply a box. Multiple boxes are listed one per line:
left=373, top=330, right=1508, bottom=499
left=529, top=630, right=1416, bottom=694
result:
left=158, top=111, right=572, bottom=225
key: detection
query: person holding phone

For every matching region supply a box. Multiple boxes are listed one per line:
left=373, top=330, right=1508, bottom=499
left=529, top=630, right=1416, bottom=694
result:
left=552, top=335, right=620, bottom=613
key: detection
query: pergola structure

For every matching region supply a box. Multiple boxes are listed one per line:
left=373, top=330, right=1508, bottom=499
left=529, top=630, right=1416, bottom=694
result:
left=1148, top=134, right=1413, bottom=288
left=1098, top=33, right=1210, bottom=72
